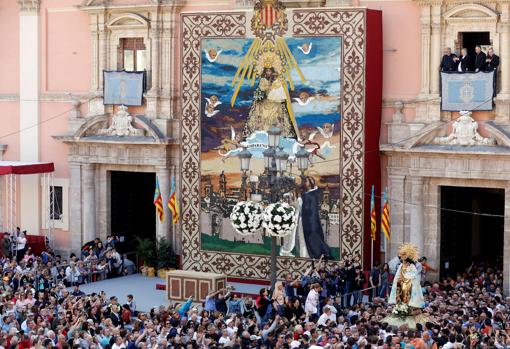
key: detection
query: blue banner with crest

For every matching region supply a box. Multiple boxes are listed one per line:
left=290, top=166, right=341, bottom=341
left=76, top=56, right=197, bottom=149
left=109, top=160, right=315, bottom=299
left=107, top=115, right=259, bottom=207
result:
left=441, top=71, right=495, bottom=111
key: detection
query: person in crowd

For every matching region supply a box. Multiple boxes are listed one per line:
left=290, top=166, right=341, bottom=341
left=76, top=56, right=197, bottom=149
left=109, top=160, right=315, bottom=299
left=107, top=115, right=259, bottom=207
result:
left=15, top=230, right=27, bottom=262
left=1, top=233, right=11, bottom=258
left=369, top=262, right=381, bottom=301
left=454, top=48, right=470, bottom=72
left=440, top=47, right=457, bottom=72
left=486, top=47, right=500, bottom=71
left=475, top=45, right=487, bottom=72
left=379, top=262, right=390, bottom=298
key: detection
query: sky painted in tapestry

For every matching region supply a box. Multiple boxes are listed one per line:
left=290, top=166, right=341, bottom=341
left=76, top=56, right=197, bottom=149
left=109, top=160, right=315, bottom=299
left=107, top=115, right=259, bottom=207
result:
left=200, top=37, right=342, bottom=152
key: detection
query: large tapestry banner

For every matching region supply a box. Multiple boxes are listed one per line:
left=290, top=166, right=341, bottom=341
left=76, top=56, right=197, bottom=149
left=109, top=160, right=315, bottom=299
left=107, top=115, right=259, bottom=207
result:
left=179, top=5, right=381, bottom=279
left=441, top=72, right=495, bottom=111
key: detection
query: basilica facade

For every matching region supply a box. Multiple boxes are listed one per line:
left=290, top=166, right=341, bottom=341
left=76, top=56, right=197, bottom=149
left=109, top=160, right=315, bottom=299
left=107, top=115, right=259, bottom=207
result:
left=3, top=0, right=510, bottom=291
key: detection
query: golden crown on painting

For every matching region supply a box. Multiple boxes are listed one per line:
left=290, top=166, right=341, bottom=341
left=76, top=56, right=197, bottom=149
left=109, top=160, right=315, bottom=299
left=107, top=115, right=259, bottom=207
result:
left=256, top=51, right=282, bottom=75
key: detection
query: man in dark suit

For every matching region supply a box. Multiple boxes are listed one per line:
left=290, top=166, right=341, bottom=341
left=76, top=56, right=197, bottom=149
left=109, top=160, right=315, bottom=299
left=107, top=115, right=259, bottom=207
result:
left=474, top=45, right=487, bottom=72
left=485, top=47, right=500, bottom=71
left=453, top=48, right=470, bottom=72
left=440, top=47, right=457, bottom=72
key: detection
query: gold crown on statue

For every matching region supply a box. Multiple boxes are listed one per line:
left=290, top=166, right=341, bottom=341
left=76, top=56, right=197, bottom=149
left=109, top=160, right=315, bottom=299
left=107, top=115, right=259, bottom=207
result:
left=398, top=243, right=419, bottom=262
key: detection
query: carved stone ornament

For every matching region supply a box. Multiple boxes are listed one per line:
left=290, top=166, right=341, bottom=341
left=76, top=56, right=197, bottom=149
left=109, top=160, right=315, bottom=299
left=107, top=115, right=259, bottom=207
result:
left=98, top=105, right=143, bottom=137
left=434, top=111, right=496, bottom=146
left=18, top=0, right=40, bottom=12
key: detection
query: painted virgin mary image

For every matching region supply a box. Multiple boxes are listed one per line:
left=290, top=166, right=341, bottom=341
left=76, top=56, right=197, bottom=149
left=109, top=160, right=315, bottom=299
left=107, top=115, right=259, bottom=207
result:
left=242, top=52, right=299, bottom=139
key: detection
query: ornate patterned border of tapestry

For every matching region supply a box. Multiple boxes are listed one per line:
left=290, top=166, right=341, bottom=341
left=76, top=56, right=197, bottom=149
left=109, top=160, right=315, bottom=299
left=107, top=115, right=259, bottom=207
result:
left=180, top=9, right=365, bottom=279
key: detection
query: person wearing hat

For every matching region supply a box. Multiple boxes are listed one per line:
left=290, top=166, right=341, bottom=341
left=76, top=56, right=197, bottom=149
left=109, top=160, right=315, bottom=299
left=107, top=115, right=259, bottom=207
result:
left=1, top=232, right=11, bottom=258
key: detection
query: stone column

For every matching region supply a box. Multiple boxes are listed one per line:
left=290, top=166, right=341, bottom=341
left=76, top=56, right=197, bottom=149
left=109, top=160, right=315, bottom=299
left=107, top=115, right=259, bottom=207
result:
left=429, top=4, right=441, bottom=95
left=82, top=163, right=96, bottom=245
left=504, top=184, right=510, bottom=295
left=388, top=173, right=406, bottom=260
left=419, top=5, right=431, bottom=96
left=410, top=176, right=425, bottom=254
left=0, top=145, right=6, bottom=231
left=156, top=167, right=170, bottom=242
left=69, top=162, right=83, bottom=255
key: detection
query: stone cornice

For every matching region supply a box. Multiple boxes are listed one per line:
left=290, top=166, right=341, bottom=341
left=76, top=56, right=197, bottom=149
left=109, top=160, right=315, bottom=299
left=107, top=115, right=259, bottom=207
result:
left=78, top=0, right=187, bottom=13
left=18, top=0, right=40, bottom=13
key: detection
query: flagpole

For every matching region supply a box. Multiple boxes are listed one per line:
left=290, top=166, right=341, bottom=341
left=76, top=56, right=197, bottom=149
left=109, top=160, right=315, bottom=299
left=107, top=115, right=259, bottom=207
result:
left=371, top=238, right=374, bottom=268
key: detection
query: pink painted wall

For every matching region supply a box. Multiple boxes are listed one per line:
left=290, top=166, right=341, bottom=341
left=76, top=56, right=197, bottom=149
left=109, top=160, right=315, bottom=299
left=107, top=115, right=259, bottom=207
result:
left=39, top=103, right=71, bottom=178
left=362, top=0, right=421, bottom=100
left=43, top=10, right=91, bottom=92
left=0, top=1, right=20, bottom=94
left=0, top=102, right=20, bottom=161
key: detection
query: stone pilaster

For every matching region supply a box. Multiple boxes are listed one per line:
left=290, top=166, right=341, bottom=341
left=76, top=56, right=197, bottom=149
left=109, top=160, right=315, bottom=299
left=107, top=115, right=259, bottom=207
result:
left=410, top=176, right=425, bottom=255
left=0, top=145, right=6, bottom=231
left=419, top=5, right=431, bottom=96
left=146, top=25, right=161, bottom=119
left=325, top=0, right=352, bottom=6
left=429, top=4, right=441, bottom=95
left=504, top=184, right=510, bottom=295
left=499, top=6, right=510, bottom=97
left=19, top=0, right=41, bottom=236
left=388, top=174, right=406, bottom=260
left=156, top=166, right=170, bottom=242
left=82, top=163, right=97, bottom=244
left=69, top=162, right=83, bottom=254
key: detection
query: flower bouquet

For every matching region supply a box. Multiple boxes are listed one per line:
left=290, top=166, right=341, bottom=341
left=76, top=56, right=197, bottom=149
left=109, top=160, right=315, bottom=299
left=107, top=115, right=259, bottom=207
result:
left=230, top=201, right=264, bottom=236
left=392, top=302, right=412, bottom=318
left=262, top=202, right=297, bottom=237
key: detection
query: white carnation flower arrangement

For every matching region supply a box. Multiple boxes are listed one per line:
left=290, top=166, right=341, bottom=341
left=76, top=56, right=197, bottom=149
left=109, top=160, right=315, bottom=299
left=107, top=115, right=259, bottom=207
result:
left=230, top=201, right=264, bottom=236
left=262, top=202, right=297, bottom=237
left=392, top=302, right=411, bottom=317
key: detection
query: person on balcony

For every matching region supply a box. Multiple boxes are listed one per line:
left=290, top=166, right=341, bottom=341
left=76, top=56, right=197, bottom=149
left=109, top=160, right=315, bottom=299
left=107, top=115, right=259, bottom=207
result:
left=485, top=47, right=500, bottom=72
left=440, top=47, right=457, bottom=72
left=453, top=48, right=470, bottom=72
left=474, top=45, right=487, bottom=72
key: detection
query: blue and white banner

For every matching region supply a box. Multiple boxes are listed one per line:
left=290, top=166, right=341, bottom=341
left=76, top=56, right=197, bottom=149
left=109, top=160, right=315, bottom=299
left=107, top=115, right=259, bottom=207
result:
left=441, top=71, right=495, bottom=111
left=103, top=71, right=146, bottom=106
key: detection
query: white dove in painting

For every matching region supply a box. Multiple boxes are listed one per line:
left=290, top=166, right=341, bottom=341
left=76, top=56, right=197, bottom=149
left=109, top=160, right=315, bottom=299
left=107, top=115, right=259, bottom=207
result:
left=297, top=43, right=312, bottom=55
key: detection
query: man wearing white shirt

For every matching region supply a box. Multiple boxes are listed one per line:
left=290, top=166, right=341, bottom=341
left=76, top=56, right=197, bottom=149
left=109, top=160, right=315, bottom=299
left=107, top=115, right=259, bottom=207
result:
left=305, top=283, right=321, bottom=322
left=317, top=307, right=336, bottom=327
left=16, top=230, right=27, bottom=262
left=218, top=330, right=231, bottom=345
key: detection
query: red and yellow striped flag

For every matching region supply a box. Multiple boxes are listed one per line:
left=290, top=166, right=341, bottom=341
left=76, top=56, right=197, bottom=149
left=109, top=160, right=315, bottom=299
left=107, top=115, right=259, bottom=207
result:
left=168, top=176, right=180, bottom=224
left=154, top=176, right=165, bottom=223
left=370, top=185, right=377, bottom=240
left=381, top=189, right=391, bottom=241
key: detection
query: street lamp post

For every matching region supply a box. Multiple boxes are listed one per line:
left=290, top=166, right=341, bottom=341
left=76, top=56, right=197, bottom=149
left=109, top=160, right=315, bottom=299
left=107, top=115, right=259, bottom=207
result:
left=236, top=124, right=309, bottom=289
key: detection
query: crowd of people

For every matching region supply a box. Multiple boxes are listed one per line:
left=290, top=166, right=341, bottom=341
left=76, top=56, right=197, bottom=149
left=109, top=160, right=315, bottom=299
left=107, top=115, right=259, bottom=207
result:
left=0, top=232, right=136, bottom=288
left=1, top=239, right=508, bottom=349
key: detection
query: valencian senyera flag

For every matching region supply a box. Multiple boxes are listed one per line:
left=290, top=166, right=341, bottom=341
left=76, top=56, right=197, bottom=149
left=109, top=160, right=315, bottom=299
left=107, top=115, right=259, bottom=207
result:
left=154, top=176, right=165, bottom=223
left=381, top=188, right=391, bottom=241
left=168, top=176, right=180, bottom=224
left=370, top=185, right=377, bottom=241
